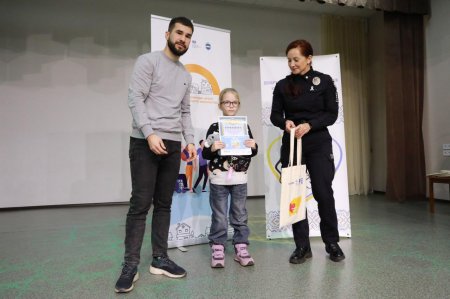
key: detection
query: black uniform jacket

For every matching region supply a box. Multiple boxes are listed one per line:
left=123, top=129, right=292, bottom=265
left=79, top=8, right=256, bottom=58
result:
left=270, top=68, right=339, bottom=148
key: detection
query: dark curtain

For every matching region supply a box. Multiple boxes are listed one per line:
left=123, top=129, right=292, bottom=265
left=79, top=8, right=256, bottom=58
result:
left=384, top=12, right=426, bottom=201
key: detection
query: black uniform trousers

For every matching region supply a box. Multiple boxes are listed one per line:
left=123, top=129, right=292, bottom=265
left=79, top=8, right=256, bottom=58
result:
left=280, top=131, right=339, bottom=248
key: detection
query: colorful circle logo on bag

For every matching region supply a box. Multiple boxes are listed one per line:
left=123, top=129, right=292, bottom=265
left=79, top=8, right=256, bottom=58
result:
left=289, top=196, right=302, bottom=216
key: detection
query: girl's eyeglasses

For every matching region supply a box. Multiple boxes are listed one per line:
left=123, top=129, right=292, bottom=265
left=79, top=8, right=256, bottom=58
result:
left=220, top=101, right=240, bottom=107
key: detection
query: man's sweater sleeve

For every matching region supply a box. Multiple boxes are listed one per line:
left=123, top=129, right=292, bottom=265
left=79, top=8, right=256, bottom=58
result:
left=127, top=55, right=154, bottom=139
left=181, top=75, right=195, bottom=145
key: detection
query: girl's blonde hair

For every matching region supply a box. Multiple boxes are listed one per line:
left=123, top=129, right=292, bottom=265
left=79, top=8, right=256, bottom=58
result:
left=219, top=88, right=240, bottom=104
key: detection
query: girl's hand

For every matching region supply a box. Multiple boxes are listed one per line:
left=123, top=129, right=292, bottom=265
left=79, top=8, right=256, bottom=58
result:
left=211, top=140, right=225, bottom=152
left=244, top=139, right=256, bottom=149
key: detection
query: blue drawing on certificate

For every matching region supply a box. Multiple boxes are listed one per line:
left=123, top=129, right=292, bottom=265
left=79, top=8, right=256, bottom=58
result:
left=218, top=116, right=252, bottom=156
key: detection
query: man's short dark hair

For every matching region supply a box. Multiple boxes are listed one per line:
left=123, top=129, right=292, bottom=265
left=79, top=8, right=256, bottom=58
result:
left=168, top=16, right=194, bottom=33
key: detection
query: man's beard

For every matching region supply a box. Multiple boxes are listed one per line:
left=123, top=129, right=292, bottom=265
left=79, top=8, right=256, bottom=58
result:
left=167, top=39, right=188, bottom=57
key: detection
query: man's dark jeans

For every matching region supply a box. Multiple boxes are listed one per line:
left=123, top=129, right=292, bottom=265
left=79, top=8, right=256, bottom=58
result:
left=124, top=137, right=181, bottom=267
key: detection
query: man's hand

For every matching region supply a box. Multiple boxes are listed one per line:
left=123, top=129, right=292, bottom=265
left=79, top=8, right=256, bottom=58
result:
left=147, top=134, right=168, bottom=155
left=185, top=143, right=197, bottom=162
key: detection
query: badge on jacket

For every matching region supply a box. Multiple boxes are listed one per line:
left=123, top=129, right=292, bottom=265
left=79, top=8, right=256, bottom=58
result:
left=312, top=77, right=321, bottom=85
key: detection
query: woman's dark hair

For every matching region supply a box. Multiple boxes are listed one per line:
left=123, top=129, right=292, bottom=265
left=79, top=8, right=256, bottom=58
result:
left=285, top=39, right=314, bottom=97
left=285, top=39, right=313, bottom=57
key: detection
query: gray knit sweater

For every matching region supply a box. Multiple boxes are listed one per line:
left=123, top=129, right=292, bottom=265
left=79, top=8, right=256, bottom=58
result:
left=127, top=51, right=194, bottom=145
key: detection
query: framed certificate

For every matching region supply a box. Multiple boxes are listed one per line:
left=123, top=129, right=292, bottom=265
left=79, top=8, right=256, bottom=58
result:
left=218, top=116, right=252, bottom=156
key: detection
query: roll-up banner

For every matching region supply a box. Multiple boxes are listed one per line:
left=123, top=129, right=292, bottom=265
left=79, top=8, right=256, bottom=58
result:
left=260, top=55, right=351, bottom=239
left=151, top=15, right=232, bottom=248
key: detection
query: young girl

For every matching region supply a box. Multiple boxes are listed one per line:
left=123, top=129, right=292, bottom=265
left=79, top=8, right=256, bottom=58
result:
left=202, top=88, right=258, bottom=268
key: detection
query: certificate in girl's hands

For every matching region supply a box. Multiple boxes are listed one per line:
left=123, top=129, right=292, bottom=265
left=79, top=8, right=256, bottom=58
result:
left=218, top=116, right=252, bottom=156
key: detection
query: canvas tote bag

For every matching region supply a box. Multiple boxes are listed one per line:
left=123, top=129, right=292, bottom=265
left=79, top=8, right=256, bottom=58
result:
left=279, top=130, right=307, bottom=228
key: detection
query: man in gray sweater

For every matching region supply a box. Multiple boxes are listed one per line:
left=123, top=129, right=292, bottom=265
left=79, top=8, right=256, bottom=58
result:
left=115, top=16, right=197, bottom=293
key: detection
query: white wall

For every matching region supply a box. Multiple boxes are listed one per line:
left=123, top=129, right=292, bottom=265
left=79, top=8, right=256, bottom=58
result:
left=0, top=0, right=322, bottom=207
left=424, top=0, right=450, bottom=200
left=4, top=0, right=442, bottom=207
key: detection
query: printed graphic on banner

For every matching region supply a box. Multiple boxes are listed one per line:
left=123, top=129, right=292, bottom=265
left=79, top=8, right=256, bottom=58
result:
left=185, top=64, right=220, bottom=102
left=151, top=15, right=231, bottom=248
left=260, top=55, right=351, bottom=239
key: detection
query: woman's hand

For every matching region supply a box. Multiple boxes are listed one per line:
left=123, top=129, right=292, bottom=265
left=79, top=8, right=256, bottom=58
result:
left=285, top=120, right=296, bottom=133
left=294, top=123, right=311, bottom=138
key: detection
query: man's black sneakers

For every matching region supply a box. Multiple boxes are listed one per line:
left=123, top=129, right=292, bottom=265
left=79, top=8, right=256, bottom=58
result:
left=114, top=264, right=139, bottom=293
left=149, top=256, right=187, bottom=278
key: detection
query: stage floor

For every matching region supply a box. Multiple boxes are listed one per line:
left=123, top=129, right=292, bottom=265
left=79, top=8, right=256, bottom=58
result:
left=1, top=193, right=449, bottom=298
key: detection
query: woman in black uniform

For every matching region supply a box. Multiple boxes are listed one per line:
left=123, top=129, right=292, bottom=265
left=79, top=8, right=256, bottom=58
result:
left=270, top=39, right=345, bottom=263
